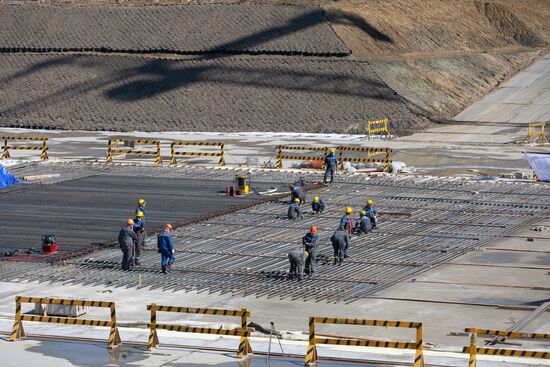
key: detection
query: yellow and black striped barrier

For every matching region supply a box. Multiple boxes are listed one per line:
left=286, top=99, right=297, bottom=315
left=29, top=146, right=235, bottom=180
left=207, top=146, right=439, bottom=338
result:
left=526, top=122, right=548, bottom=144
left=464, top=328, right=550, bottom=366
left=9, top=296, right=121, bottom=349
left=337, top=146, right=392, bottom=173
left=2, top=136, right=48, bottom=160
left=106, top=139, right=162, bottom=165
left=305, top=317, right=424, bottom=367
left=275, top=145, right=328, bottom=169
left=147, top=304, right=252, bottom=358
left=169, top=141, right=225, bottom=166
left=368, top=117, right=390, bottom=140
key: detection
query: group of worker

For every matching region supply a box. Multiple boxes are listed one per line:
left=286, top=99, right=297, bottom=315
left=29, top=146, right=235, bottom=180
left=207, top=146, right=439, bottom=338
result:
left=287, top=191, right=378, bottom=280
left=117, top=199, right=176, bottom=274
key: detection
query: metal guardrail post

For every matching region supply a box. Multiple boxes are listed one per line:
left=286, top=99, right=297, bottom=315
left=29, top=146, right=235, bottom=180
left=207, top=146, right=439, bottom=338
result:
left=304, top=316, right=318, bottom=366
left=237, top=307, right=252, bottom=358
left=275, top=145, right=282, bottom=168
left=468, top=330, right=477, bottom=367
left=414, top=323, right=425, bottom=367
left=147, top=303, right=159, bottom=351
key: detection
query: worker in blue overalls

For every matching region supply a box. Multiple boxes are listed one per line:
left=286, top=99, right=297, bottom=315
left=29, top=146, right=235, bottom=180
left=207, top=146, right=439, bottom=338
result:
left=363, top=199, right=378, bottom=229
left=157, top=224, right=175, bottom=274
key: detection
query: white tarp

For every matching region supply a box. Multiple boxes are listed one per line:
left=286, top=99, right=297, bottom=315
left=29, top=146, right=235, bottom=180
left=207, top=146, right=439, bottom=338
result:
left=525, top=153, right=550, bottom=181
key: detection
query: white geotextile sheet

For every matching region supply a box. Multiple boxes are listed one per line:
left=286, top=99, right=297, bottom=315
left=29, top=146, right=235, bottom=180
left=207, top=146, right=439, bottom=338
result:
left=525, top=153, right=550, bottom=181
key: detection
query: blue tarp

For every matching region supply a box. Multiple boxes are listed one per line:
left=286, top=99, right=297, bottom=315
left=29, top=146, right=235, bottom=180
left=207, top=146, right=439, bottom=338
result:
left=0, top=164, right=20, bottom=188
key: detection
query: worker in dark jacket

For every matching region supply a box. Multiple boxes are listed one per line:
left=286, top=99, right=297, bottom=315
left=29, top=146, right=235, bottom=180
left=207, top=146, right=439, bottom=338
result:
left=303, top=226, right=319, bottom=276
left=311, top=196, right=325, bottom=214
left=339, top=207, right=354, bottom=236
left=331, top=229, right=349, bottom=265
left=289, top=184, right=306, bottom=205
left=133, top=211, right=146, bottom=265
left=135, top=198, right=146, bottom=216
left=288, top=198, right=304, bottom=220
left=363, top=199, right=378, bottom=229
left=157, top=224, right=175, bottom=274
left=354, top=210, right=373, bottom=235
left=118, top=219, right=137, bottom=271
left=323, top=148, right=338, bottom=184
left=288, top=246, right=307, bottom=281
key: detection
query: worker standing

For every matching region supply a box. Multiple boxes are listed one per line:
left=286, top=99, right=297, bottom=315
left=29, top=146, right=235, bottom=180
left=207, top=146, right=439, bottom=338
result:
left=311, top=196, right=325, bottom=214
left=363, top=199, right=378, bottom=229
left=339, top=207, right=354, bottom=236
left=157, top=224, right=175, bottom=274
left=323, top=148, right=338, bottom=184
left=287, top=198, right=304, bottom=220
left=136, top=198, right=146, bottom=216
left=330, top=229, right=349, bottom=265
left=354, top=210, right=373, bottom=235
left=118, top=219, right=137, bottom=271
left=288, top=245, right=307, bottom=281
left=303, top=226, right=319, bottom=276
left=133, top=211, right=146, bottom=266
left=289, top=184, right=306, bottom=205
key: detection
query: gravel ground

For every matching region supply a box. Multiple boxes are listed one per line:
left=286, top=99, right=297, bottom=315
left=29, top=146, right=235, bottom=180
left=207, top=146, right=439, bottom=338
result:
left=0, top=3, right=349, bottom=56
left=0, top=53, right=420, bottom=133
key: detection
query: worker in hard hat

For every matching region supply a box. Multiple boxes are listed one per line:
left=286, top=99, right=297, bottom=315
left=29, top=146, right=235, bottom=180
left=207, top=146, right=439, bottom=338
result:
left=330, top=229, right=349, bottom=265
left=323, top=148, right=338, bottom=184
left=289, top=184, right=306, bottom=205
left=157, top=224, right=175, bottom=274
left=288, top=244, right=307, bottom=281
left=311, top=196, right=325, bottom=214
left=118, top=219, right=137, bottom=271
left=303, top=226, right=319, bottom=276
left=354, top=210, right=373, bottom=235
left=339, top=207, right=354, bottom=236
left=363, top=199, right=378, bottom=229
left=288, top=198, right=304, bottom=220
left=135, top=198, right=146, bottom=216
left=133, top=211, right=146, bottom=266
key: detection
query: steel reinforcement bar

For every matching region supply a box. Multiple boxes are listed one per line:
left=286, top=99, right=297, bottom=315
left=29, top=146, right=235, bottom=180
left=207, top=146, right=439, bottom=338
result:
left=147, top=304, right=252, bottom=358
left=305, top=316, right=424, bottom=366
left=106, top=139, right=162, bottom=165
left=2, top=136, right=48, bottom=160
left=9, top=295, right=121, bottom=349
left=170, top=141, right=225, bottom=166
left=464, top=327, right=550, bottom=366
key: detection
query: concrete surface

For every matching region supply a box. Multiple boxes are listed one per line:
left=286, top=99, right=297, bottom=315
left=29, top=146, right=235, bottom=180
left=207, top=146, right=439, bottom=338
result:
left=455, top=53, right=550, bottom=123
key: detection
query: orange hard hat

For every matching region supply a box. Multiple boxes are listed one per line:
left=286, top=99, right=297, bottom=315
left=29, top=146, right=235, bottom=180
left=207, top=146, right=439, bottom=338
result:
left=310, top=226, right=318, bottom=234
left=165, top=223, right=173, bottom=231
left=127, top=219, right=134, bottom=225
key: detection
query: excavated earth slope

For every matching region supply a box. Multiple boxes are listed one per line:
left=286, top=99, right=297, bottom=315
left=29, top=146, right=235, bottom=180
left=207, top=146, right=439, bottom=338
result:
left=0, top=53, right=417, bottom=133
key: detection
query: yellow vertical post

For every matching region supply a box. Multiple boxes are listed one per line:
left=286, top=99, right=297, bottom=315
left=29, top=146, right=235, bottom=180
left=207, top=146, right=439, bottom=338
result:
left=108, top=303, right=121, bottom=349
left=106, top=139, right=113, bottom=163
left=2, top=137, right=10, bottom=159
left=414, top=323, right=424, bottom=367
left=384, top=148, right=392, bottom=173
left=275, top=146, right=282, bottom=168
left=40, top=139, right=48, bottom=160
left=219, top=143, right=225, bottom=166
left=9, top=296, right=25, bottom=341
left=237, top=308, right=252, bottom=358
left=337, top=146, right=344, bottom=170
left=169, top=142, right=176, bottom=166
left=304, top=317, right=318, bottom=366
left=148, top=304, right=159, bottom=350
left=155, top=141, right=163, bottom=165
left=468, top=330, right=477, bottom=367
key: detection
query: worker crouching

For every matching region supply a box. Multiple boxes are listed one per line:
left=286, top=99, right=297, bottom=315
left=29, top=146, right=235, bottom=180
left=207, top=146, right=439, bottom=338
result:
left=331, top=229, right=349, bottom=265
left=288, top=198, right=304, bottom=220
left=288, top=246, right=308, bottom=281
left=311, top=196, right=325, bottom=214
left=354, top=210, right=373, bottom=235
left=157, top=224, right=175, bottom=274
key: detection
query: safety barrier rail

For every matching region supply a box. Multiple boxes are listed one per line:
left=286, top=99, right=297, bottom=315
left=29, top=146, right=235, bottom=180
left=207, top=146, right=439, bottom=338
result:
left=464, top=328, right=550, bottom=366
left=106, top=139, right=162, bottom=165
left=367, top=117, right=390, bottom=140
left=526, top=122, right=548, bottom=144
left=147, top=304, right=252, bottom=357
left=305, top=317, right=424, bottom=367
left=337, top=146, right=392, bottom=172
left=10, top=296, right=121, bottom=349
left=275, top=145, right=328, bottom=169
left=170, top=141, right=225, bottom=166
left=2, top=136, right=48, bottom=160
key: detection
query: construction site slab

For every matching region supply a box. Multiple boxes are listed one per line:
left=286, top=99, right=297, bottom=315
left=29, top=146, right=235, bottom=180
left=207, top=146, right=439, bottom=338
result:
left=0, top=4, right=349, bottom=56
